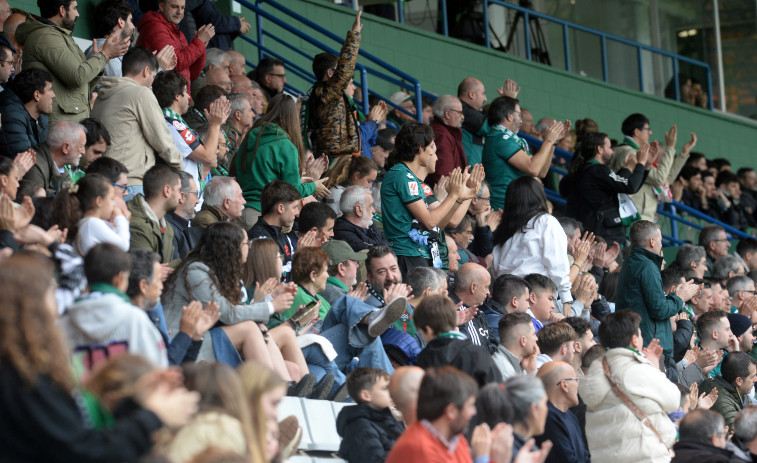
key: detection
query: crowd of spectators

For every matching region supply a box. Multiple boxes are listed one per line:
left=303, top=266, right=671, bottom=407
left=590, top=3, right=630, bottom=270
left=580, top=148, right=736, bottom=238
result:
left=3, top=2, right=757, bottom=463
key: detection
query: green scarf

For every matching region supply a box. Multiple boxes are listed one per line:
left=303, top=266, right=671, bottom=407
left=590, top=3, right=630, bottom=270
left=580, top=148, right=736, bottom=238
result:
left=88, top=282, right=131, bottom=304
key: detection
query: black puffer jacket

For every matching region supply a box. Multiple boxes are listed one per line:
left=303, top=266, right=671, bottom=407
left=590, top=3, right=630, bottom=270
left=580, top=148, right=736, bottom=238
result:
left=336, top=403, right=404, bottom=463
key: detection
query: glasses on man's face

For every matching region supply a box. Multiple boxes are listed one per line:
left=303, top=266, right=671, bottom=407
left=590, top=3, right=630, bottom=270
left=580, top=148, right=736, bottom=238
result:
left=448, top=109, right=464, bottom=116
left=182, top=189, right=199, bottom=196
left=112, top=182, right=128, bottom=193
left=557, top=377, right=581, bottom=386
left=0, top=60, right=13, bottom=67
left=268, top=73, right=286, bottom=79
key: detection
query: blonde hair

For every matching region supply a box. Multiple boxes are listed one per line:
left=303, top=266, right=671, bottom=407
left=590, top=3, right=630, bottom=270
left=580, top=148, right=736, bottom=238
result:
left=238, top=362, right=287, bottom=463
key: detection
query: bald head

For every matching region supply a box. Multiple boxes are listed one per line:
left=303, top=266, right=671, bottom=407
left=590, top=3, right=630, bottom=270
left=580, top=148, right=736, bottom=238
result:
left=4, top=12, right=24, bottom=48
left=457, top=77, right=486, bottom=111
left=455, top=263, right=491, bottom=307
left=537, top=361, right=580, bottom=410
left=0, top=0, right=10, bottom=31
left=227, top=50, right=246, bottom=76
left=389, top=366, right=425, bottom=425
left=205, top=68, right=232, bottom=93
left=538, top=362, right=572, bottom=390
left=231, top=75, right=253, bottom=95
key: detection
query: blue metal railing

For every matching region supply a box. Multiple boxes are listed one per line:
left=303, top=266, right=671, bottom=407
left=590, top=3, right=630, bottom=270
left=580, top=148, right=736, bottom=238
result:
left=242, top=0, right=427, bottom=122
left=363, top=0, right=713, bottom=110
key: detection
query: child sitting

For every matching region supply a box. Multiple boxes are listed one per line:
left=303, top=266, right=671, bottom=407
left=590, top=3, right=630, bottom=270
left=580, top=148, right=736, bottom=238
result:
left=415, top=294, right=502, bottom=386
left=336, top=367, right=405, bottom=463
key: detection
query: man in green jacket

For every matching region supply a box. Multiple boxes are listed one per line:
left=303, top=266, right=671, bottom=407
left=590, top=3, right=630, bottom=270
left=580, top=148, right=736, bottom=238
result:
left=701, top=351, right=757, bottom=431
left=127, top=164, right=181, bottom=265
left=616, top=220, right=700, bottom=382
left=16, top=0, right=130, bottom=124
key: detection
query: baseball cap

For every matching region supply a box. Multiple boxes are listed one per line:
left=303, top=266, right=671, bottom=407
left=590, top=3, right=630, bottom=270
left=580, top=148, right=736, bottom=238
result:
left=388, top=91, right=411, bottom=107
left=322, top=240, right=366, bottom=266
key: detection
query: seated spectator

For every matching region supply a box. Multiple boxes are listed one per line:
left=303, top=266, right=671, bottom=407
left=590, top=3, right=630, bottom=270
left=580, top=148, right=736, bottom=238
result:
left=493, top=312, right=540, bottom=380
left=698, top=309, right=739, bottom=378
left=492, top=176, right=573, bottom=314
left=700, top=225, right=731, bottom=274
left=446, top=215, right=477, bottom=265
left=319, top=239, right=365, bottom=306
left=463, top=181, right=497, bottom=263
left=127, top=164, right=181, bottom=263
left=185, top=81, right=229, bottom=130
left=233, top=94, right=326, bottom=229
left=153, top=70, right=228, bottom=192
left=580, top=310, right=680, bottom=462
left=686, top=278, right=713, bottom=318
left=730, top=313, right=754, bottom=354
left=674, top=244, right=708, bottom=279
left=60, top=243, right=168, bottom=366
left=191, top=176, right=244, bottom=228
left=0, top=253, right=199, bottom=461
left=733, top=406, right=757, bottom=461
left=165, top=171, right=201, bottom=258
left=247, top=180, right=300, bottom=275
left=230, top=76, right=266, bottom=118
left=450, top=262, right=496, bottom=353
left=385, top=91, right=416, bottom=130
left=714, top=255, right=746, bottom=285
left=0, top=156, right=20, bottom=201
left=416, top=294, right=501, bottom=387
left=738, top=167, right=757, bottom=216
left=701, top=351, right=757, bottom=431
left=483, top=96, right=565, bottom=210
left=396, top=266, right=445, bottom=337
left=136, top=0, right=213, bottom=90
left=324, top=156, right=378, bottom=215
left=159, top=363, right=254, bottom=462
left=371, top=128, right=396, bottom=180
left=334, top=185, right=389, bottom=251
left=126, top=249, right=215, bottom=366
left=502, top=375, right=551, bottom=455
left=84, top=0, right=136, bottom=78
left=20, top=120, right=86, bottom=195
left=221, top=93, right=254, bottom=158
left=714, top=171, right=754, bottom=229
left=673, top=164, right=707, bottom=211
left=671, top=409, right=735, bottom=462
left=728, top=275, right=757, bottom=315
left=535, top=361, right=589, bottom=463
left=737, top=238, right=757, bottom=273
left=226, top=50, right=245, bottom=76
left=336, top=367, right=405, bottom=463
left=248, top=57, right=286, bottom=102
left=78, top=118, right=111, bottom=177
left=297, top=201, right=336, bottom=246
left=523, top=273, right=562, bottom=331
left=427, top=95, right=466, bottom=186
left=562, top=317, right=596, bottom=374
left=0, top=68, right=53, bottom=158
left=388, top=366, right=425, bottom=427
left=490, top=273, right=531, bottom=315
left=535, top=322, right=577, bottom=369
left=92, top=46, right=183, bottom=198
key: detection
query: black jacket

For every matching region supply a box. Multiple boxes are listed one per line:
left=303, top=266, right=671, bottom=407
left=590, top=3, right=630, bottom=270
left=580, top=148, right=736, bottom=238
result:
left=671, top=440, right=744, bottom=463
left=165, top=211, right=203, bottom=260
left=248, top=217, right=294, bottom=265
left=560, top=161, right=648, bottom=244
left=0, top=87, right=48, bottom=158
left=0, top=362, right=162, bottom=462
left=417, top=336, right=502, bottom=387
left=333, top=215, right=390, bottom=252
left=336, top=404, right=404, bottom=463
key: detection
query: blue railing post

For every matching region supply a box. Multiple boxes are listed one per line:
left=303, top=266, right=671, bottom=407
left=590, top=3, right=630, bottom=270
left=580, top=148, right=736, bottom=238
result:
left=483, top=0, right=490, bottom=49
left=256, top=1, right=264, bottom=62
left=669, top=204, right=679, bottom=243
left=706, top=65, right=714, bottom=110
left=637, top=46, right=644, bottom=91
left=441, top=0, right=448, bottom=37
left=673, top=58, right=680, bottom=102
left=600, top=36, right=608, bottom=82
left=360, top=67, right=369, bottom=116
left=562, top=24, right=570, bottom=72
left=524, top=10, right=531, bottom=60
left=397, top=0, right=404, bottom=24
left=414, top=83, right=422, bottom=122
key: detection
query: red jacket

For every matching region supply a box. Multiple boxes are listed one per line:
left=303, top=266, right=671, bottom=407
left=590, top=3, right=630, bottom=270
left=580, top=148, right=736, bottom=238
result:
left=136, top=11, right=206, bottom=87
left=386, top=421, right=472, bottom=463
left=428, top=119, right=467, bottom=187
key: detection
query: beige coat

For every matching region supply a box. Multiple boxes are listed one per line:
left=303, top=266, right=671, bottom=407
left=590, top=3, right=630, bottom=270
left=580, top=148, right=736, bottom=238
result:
left=159, top=411, right=247, bottom=463
left=579, top=348, right=680, bottom=463
left=91, top=77, right=182, bottom=186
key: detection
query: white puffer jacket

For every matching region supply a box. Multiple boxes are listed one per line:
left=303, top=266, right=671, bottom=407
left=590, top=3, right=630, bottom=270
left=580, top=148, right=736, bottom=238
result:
left=579, top=348, right=680, bottom=463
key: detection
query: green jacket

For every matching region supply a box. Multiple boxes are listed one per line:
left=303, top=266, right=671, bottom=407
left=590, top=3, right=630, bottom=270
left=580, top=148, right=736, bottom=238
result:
left=18, top=143, right=69, bottom=196
left=700, top=376, right=745, bottom=431
left=616, top=246, right=684, bottom=357
left=16, top=15, right=106, bottom=123
left=191, top=204, right=226, bottom=229
left=127, top=195, right=175, bottom=264
left=233, top=123, right=316, bottom=211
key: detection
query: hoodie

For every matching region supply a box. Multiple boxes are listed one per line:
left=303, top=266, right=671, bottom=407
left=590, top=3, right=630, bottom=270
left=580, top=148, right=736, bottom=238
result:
left=59, top=292, right=168, bottom=367
left=91, top=77, right=183, bottom=185
left=336, top=403, right=404, bottom=463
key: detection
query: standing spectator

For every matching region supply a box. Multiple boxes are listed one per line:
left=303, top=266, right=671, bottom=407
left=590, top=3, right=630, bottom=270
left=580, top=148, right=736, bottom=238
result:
left=492, top=311, right=540, bottom=380
left=427, top=95, right=466, bottom=187
left=671, top=410, right=736, bottom=462
left=137, top=0, right=214, bottom=91
left=491, top=176, right=573, bottom=313
left=234, top=94, right=327, bottom=229
left=92, top=47, right=183, bottom=198
left=227, top=50, right=245, bottom=76
left=616, top=220, right=700, bottom=381
left=483, top=96, right=565, bottom=210
left=334, top=185, right=389, bottom=251
left=20, top=120, right=85, bottom=196
left=84, top=0, right=135, bottom=78
left=179, top=0, right=249, bottom=51
left=222, top=93, right=254, bottom=159
left=16, top=0, right=130, bottom=123
left=0, top=68, right=54, bottom=158
left=456, top=77, right=488, bottom=166
left=701, top=352, right=757, bottom=431
left=305, top=12, right=363, bottom=159
left=248, top=57, right=286, bottom=102
left=612, top=114, right=697, bottom=222
left=697, top=310, right=738, bottom=378
left=324, top=156, right=378, bottom=216
left=700, top=225, right=731, bottom=275
left=561, top=131, right=649, bottom=244
left=535, top=361, right=590, bottom=463
left=579, top=310, right=680, bottom=463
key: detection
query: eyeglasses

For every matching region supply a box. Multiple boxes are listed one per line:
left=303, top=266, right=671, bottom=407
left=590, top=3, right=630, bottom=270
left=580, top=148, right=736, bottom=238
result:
left=0, top=60, right=14, bottom=66
left=182, top=189, right=199, bottom=196
left=448, top=109, right=464, bottom=115
left=268, top=73, right=286, bottom=78
left=714, top=238, right=730, bottom=243
left=112, top=182, right=128, bottom=192
left=476, top=196, right=490, bottom=202
left=557, top=377, right=581, bottom=386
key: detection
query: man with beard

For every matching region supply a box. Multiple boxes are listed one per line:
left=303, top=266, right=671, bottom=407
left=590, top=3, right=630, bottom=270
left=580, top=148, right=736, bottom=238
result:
left=84, top=0, right=136, bottom=77
left=364, top=245, right=405, bottom=309
left=127, top=164, right=182, bottom=264
left=164, top=171, right=202, bottom=259
left=127, top=249, right=218, bottom=365
left=16, top=0, right=130, bottom=123
left=334, top=185, right=389, bottom=252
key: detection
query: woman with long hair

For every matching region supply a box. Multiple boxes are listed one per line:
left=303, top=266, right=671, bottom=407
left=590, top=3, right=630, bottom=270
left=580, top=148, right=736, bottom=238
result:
left=503, top=375, right=550, bottom=457
left=233, top=93, right=330, bottom=229
left=0, top=252, right=198, bottom=461
left=492, top=176, right=574, bottom=314
left=162, top=222, right=297, bottom=381
left=324, top=155, right=378, bottom=215
left=160, top=362, right=262, bottom=463
left=0, top=156, right=20, bottom=200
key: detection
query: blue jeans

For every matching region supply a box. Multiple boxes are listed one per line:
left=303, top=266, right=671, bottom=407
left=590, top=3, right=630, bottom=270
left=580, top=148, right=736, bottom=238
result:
left=302, top=344, right=346, bottom=396
left=125, top=185, right=144, bottom=202
left=320, top=295, right=394, bottom=375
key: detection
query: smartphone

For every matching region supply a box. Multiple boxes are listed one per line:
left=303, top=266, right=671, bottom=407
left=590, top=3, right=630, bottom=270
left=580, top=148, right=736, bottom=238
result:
left=305, top=300, right=319, bottom=310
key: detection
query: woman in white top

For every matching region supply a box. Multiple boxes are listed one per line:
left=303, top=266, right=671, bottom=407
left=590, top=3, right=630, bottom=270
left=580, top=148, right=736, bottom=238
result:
left=66, top=173, right=131, bottom=255
left=491, top=176, right=573, bottom=314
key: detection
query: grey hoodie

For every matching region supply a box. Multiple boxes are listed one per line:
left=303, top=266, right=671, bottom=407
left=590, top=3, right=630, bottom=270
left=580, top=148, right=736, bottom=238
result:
left=59, top=292, right=169, bottom=367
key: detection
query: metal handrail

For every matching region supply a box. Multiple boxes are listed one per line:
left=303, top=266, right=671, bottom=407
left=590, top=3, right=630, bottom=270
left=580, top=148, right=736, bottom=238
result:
left=245, top=0, right=424, bottom=122
left=432, top=0, right=714, bottom=110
